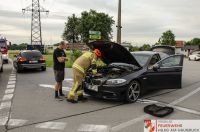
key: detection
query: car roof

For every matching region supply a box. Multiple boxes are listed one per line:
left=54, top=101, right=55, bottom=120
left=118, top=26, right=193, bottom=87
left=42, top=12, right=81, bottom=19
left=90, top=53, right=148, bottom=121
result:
left=21, top=50, right=40, bottom=53
left=131, top=51, right=157, bottom=55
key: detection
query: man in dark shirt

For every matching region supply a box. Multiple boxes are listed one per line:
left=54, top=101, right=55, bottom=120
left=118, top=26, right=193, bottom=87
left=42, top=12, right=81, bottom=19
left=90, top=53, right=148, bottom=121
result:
left=53, top=41, right=67, bottom=99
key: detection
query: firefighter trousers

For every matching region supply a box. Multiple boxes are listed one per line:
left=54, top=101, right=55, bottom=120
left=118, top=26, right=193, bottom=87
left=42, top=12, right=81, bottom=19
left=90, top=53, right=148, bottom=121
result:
left=68, top=68, right=85, bottom=100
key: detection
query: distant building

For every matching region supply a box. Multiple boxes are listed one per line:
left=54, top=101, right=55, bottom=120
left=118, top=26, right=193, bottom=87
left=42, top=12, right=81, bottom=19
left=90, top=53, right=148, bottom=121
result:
left=175, top=40, right=185, bottom=54
left=66, top=43, right=89, bottom=50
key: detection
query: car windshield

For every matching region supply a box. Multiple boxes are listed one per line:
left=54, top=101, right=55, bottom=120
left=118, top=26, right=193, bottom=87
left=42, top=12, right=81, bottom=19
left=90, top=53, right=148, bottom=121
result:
left=0, top=42, right=7, bottom=48
left=132, top=53, right=150, bottom=66
left=21, top=51, right=42, bottom=59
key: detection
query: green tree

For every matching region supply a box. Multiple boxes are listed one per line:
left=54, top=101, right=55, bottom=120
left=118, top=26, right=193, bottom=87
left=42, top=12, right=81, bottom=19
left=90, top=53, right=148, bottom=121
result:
left=130, top=46, right=139, bottom=51
left=8, top=43, right=27, bottom=50
left=186, top=38, right=200, bottom=45
left=159, top=30, right=176, bottom=46
left=79, top=10, right=115, bottom=43
left=62, top=14, right=80, bottom=43
left=139, top=44, right=151, bottom=51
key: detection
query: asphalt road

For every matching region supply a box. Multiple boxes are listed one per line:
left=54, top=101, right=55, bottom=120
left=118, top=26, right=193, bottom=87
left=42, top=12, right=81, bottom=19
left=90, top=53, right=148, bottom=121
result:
left=0, top=59, right=200, bottom=132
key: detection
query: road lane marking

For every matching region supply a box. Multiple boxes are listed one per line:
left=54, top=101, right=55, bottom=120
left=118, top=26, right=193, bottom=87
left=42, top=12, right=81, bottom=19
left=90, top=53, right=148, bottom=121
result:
left=7, top=85, right=15, bottom=89
left=139, top=99, right=200, bottom=115
left=39, top=84, right=71, bottom=91
left=64, top=78, right=73, bottom=81
left=0, top=117, right=9, bottom=126
left=9, top=78, right=16, bottom=81
left=5, top=89, right=15, bottom=94
left=39, top=84, right=88, bottom=96
left=2, top=94, right=14, bottom=101
left=8, top=81, right=16, bottom=85
left=78, top=124, right=110, bottom=132
left=35, top=122, right=66, bottom=130
left=8, top=119, right=27, bottom=127
left=0, top=101, right=11, bottom=109
left=169, top=87, right=200, bottom=106
left=137, top=99, right=158, bottom=104
left=111, top=115, right=147, bottom=132
left=111, top=87, right=200, bottom=131
left=172, top=105, right=200, bottom=115
left=0, top=70, right=16, bottom=127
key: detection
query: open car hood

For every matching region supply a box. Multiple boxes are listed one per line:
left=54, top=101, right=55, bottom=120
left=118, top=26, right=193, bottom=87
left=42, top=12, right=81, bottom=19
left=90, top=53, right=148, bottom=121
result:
left=87, top=41, right=141, bottom=68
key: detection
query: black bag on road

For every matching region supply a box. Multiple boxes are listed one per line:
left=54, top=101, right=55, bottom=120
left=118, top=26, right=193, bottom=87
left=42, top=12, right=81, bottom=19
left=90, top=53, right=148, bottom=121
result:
left=144, top=104, right=174, bottom=117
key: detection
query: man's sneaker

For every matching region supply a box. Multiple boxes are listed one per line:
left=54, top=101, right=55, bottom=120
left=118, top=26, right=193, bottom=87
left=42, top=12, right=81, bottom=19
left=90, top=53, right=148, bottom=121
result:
left=66, top=98, right=78, bottom=103
left=55, top=96, right=63, bottom=101
left=78, top=96, right=88, bottom=101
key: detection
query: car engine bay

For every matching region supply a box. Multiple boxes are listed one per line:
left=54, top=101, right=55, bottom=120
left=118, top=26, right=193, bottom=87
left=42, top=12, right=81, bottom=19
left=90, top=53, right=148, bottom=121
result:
left=84, top=63, right=139, bottom=85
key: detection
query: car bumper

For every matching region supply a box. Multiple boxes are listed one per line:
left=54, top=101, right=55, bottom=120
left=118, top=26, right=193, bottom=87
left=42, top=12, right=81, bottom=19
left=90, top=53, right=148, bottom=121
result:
left=18, top=63, right=46, bottom=69
left=83, top=82, right=129, bottom=99
left=2, top=54, right=8, bottom=60
left=196, top=57, right=200, bottom=60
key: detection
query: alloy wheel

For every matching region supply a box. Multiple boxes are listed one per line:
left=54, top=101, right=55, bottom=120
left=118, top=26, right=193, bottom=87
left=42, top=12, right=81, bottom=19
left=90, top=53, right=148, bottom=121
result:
left=126, top=80, right=140, bottom=103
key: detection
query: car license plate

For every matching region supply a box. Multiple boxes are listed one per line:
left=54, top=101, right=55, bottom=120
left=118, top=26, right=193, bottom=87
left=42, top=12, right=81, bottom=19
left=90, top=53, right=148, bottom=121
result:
left=88, top=85, right=98, bottom=92
left=29, top=60, right=38, bottom=63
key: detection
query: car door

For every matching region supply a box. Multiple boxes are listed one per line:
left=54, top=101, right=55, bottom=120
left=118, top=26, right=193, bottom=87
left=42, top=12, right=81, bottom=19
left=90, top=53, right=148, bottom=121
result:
left=0, top=53, right=3, bottom=70
left=145, top=55, right=184, bottom=89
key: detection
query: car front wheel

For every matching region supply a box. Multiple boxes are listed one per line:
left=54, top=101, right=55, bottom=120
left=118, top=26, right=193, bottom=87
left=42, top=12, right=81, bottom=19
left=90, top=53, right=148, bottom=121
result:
left=125, top=80, right=141, bottom=103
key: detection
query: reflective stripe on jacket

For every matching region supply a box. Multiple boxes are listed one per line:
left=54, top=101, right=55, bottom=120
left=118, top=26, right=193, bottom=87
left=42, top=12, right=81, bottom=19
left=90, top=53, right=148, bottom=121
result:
left=72, top=52, right=97, bottom=73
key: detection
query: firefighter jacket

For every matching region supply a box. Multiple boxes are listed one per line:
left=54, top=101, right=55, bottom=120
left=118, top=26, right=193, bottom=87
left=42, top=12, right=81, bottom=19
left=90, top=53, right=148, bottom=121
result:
left=72, top=52, right=97, bottom=74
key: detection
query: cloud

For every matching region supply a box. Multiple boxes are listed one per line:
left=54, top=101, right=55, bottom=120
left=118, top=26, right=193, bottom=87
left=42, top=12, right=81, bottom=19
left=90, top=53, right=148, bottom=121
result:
left=1, top=0, right=200, bottom=45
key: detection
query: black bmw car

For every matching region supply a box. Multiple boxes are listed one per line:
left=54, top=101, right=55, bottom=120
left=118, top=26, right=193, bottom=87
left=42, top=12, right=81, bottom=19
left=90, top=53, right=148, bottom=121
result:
left=13, top=50, right=46, bottom=73
left=83, top=41, right=184, bottom=103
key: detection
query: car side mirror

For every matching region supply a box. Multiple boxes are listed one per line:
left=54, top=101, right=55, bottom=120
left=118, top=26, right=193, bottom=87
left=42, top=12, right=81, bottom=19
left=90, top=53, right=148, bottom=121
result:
left=152, top=64, right=160, bottom=71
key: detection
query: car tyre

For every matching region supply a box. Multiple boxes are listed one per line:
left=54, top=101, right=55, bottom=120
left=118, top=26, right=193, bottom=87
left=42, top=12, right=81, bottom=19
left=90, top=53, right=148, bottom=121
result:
left=188, top=57, right=191, bottom=61
left=125, top=80, right=141, bottom=103
left=17, top=69, right=21, bottom=73
left=16, top=67, right=22, bottom=73
left=194, top=57, right=197, bottom=61
left=0, top=65, right=3, bottom=73
left=41, top=67, right=46, bottom=71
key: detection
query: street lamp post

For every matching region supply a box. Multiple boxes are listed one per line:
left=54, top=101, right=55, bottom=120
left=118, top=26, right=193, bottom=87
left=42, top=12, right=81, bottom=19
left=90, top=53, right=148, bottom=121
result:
left=116, top=0, right=122, bottom=44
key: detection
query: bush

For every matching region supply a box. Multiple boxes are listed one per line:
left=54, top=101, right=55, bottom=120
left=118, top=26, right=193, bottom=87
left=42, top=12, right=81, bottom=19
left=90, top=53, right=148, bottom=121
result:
left=70, top=50, right=83, bottom=61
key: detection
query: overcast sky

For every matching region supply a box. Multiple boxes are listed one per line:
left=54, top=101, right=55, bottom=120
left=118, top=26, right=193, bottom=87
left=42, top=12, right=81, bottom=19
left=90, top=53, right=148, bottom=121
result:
left=0, top=0, right=200, bottom=45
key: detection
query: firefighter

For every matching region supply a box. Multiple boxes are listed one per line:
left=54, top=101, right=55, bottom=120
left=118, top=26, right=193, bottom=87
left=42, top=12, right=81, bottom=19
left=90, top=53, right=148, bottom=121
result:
left=67, top=49, right=102, bottom=103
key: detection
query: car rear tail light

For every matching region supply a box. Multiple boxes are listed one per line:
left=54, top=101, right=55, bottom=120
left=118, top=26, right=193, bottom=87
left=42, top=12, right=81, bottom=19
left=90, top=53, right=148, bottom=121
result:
left=19, top=57, right=27, bottom=62
left=39, top=56, right=45, bottom=63
left=0, top=48, right=7, bottom=54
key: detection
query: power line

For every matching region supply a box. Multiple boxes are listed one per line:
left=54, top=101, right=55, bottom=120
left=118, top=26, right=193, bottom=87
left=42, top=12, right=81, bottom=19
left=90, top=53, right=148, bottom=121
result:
left=22, top=0, right=49, bottom=46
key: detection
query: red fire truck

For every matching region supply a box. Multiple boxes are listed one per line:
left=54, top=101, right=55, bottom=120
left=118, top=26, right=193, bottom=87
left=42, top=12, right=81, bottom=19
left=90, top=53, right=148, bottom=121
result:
left=0, top=35, right=9, bottom=63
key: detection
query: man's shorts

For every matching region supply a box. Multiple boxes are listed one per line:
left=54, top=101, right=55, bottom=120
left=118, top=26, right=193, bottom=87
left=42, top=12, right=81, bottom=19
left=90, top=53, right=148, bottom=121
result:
left=54, top=70, right=65, bottom=82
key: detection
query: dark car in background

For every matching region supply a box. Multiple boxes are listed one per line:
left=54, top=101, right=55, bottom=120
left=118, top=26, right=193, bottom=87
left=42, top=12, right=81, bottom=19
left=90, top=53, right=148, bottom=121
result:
left=83, top=41, right=184, bottom=103
left=13, top=50, right=46, bottom=73
left=0, top=52, right=3, bottom=73
left=151, top=45, right=175, bottom=55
